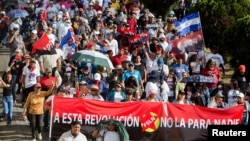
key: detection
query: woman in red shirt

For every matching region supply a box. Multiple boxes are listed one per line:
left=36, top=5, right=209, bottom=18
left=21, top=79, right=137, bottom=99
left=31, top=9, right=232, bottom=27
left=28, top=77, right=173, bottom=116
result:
left=201, top=59, right=220, bottom=93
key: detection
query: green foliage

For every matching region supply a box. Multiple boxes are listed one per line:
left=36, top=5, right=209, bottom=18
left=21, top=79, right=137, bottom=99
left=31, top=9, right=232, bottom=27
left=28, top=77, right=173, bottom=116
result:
left=222, top=15, right=250, bottom=67
left=140, top=0, right=176, bottom=18
left=189, top=0, right=250, bottom=48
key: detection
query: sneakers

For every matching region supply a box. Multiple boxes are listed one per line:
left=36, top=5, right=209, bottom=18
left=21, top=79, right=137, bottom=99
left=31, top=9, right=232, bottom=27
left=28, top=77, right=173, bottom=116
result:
left=32, top=139, right=36, bottom=141
left=37, top=133, right=42, bottom=140
left=0, top=118, right=3, bottom=121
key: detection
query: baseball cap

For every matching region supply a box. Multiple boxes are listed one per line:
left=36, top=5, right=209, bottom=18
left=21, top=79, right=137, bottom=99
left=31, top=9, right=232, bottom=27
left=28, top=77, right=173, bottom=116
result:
left=239, top=65, right=246, bottom=73
left=94, top=73, right=101, bottom=81
left=57, top=86, right=66, bottom=93
left=128, top=61, right=134, bottom=66
left=24, top=54, right=30, bottom=59
left=215, top=93, right=224, bottom=98
left=79, top=81, right=87, bottom=85
left=157, top=58, right=164, bottom=67
left=238, top=93, right=245, bottom=98
left=97, top=11, right=102, bottom=14
left=32, top=30, right=37, bottom=34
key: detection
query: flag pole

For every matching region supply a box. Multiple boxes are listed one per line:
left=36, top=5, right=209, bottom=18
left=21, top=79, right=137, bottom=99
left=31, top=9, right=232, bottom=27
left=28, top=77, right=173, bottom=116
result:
left=197, top=12, right=207, bottom=69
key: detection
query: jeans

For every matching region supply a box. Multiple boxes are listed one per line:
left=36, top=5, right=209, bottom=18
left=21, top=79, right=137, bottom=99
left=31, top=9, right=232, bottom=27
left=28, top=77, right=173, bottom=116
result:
left=43, top=110, right=50, bottom=128
left=30, top=114, right=43, bottom=139
left=0, top=95, right=14, bottom=124
left=12, top=74, right=18, bottom=95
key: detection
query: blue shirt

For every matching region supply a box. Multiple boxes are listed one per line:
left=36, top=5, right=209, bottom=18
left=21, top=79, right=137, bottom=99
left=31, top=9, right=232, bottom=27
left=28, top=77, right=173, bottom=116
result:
left=172, top=64, right=189, bottom=79
left=122, top=69, right=141, bottom=85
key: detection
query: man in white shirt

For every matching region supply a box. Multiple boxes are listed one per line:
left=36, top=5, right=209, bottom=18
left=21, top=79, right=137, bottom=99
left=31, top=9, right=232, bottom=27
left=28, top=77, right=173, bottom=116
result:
left=105, top=33, right=119, bottom=56
left=62, top=37, right=76, bottom=59
left=54, top=40, right=64, bottom=59
left=58, top=121, right=87, bottom=141
left=21, top=60, right=41, bottom=106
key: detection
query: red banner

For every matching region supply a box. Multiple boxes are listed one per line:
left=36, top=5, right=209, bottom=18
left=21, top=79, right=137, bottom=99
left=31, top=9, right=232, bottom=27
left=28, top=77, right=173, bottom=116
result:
left=171, top=30, right=204, bottom=55
left=50, top=97, right=244, bottom=141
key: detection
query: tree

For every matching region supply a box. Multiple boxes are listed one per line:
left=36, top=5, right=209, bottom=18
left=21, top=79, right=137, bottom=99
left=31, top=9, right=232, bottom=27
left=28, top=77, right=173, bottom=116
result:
left=222, top=15, right=250, bottom=68
left=140, top=0, right=176, bottom=19
left=189, top=0, right=250, bottom=50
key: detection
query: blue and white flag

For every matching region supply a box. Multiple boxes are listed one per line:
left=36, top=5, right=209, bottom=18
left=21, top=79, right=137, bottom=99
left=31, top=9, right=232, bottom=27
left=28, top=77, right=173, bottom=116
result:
left=59, top=29, right=76, bottom=48
left=174, top=12, right=201, bottom=37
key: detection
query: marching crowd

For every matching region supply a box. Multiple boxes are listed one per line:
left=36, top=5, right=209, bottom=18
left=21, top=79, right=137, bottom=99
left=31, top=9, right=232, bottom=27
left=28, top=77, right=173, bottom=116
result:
left=0, top=0, right=249, bottom=141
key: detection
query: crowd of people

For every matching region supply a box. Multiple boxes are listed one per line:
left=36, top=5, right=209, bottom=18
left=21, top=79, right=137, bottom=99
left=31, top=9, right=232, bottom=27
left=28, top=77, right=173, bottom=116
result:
left=0, top=0, right=249, bottom=141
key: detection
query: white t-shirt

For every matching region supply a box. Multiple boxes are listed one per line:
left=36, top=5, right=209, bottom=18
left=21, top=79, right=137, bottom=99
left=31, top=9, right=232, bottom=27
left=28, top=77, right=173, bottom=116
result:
left=190, top=61, right=200, bottom=74
left=55, top=48, right=64, bottom=59
left=47, top=33, right=57, bottom=45
left=22, top=66, right=41, bottom=88
left=46, top=6, right=58, bottom=19
left=106, top=39, right=119, bottom=56
left=227, top=89, right=240, bottom=107
left=114, top=92, right=123, bottom=102
left=146, top=58, right=158, bottom=74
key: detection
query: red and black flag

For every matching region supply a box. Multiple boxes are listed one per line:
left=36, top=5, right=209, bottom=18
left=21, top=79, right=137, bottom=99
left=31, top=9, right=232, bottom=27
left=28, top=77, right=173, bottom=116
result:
left=32, top=33, right=56, bottom=55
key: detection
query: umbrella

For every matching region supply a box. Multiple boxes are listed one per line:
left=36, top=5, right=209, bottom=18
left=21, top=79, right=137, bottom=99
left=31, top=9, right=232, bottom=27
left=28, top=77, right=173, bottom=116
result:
left=7, top=9, right=29, bottom=18
left=71, top=50, right=114, bottom=69
left=181, top=74, right=215, bottom=83
left=4, top=0, right=30, bottom=8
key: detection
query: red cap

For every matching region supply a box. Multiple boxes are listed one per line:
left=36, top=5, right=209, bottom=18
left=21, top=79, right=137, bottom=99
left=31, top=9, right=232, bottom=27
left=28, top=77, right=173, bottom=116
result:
left=239, top=65, right=246, bottom=72
left=85, top=42, right=94, bottom=48
left=67, top=53, right=72, bottom=58
left=24, top=55, right=30, bottom=59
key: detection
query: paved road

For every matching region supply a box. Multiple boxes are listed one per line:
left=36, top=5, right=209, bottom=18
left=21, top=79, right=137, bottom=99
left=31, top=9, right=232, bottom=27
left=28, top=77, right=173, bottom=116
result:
left=0, top=93, right=50, bottom=141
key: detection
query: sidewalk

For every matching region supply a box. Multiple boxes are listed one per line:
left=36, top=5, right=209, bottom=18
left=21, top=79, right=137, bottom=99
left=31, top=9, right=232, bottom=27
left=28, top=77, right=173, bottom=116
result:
left=0, top=92, right=49, bottom=141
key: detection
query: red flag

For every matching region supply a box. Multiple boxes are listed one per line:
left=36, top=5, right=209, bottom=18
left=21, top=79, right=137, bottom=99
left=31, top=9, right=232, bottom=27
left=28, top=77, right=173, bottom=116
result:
left=32, top=34, right=51, bottom=54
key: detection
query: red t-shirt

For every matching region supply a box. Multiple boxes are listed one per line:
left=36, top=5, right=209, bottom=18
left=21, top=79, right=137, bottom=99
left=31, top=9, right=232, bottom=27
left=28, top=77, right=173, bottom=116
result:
left=40, top=76, right=56, bottom=89
left=201, top=67, right=220, bottom=88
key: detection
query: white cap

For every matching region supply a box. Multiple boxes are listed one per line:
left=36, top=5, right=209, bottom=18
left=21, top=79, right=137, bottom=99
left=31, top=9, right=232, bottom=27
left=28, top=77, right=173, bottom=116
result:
left=32, top=30, right=37, bottom=34
left=95, top=45, right=101, bottom=51
left=97, top=11, right=102, bottom=14
left=11, top=24, right=19, bottom=30
left=79, top=81, right=87, bottom=85
left=94, top=73, right=101, bottom=81
left=159, top=33, right=166, bottom=39
left=238, top=93, right=245, bottom=98
left=0, top=11, right=5, bottom=15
